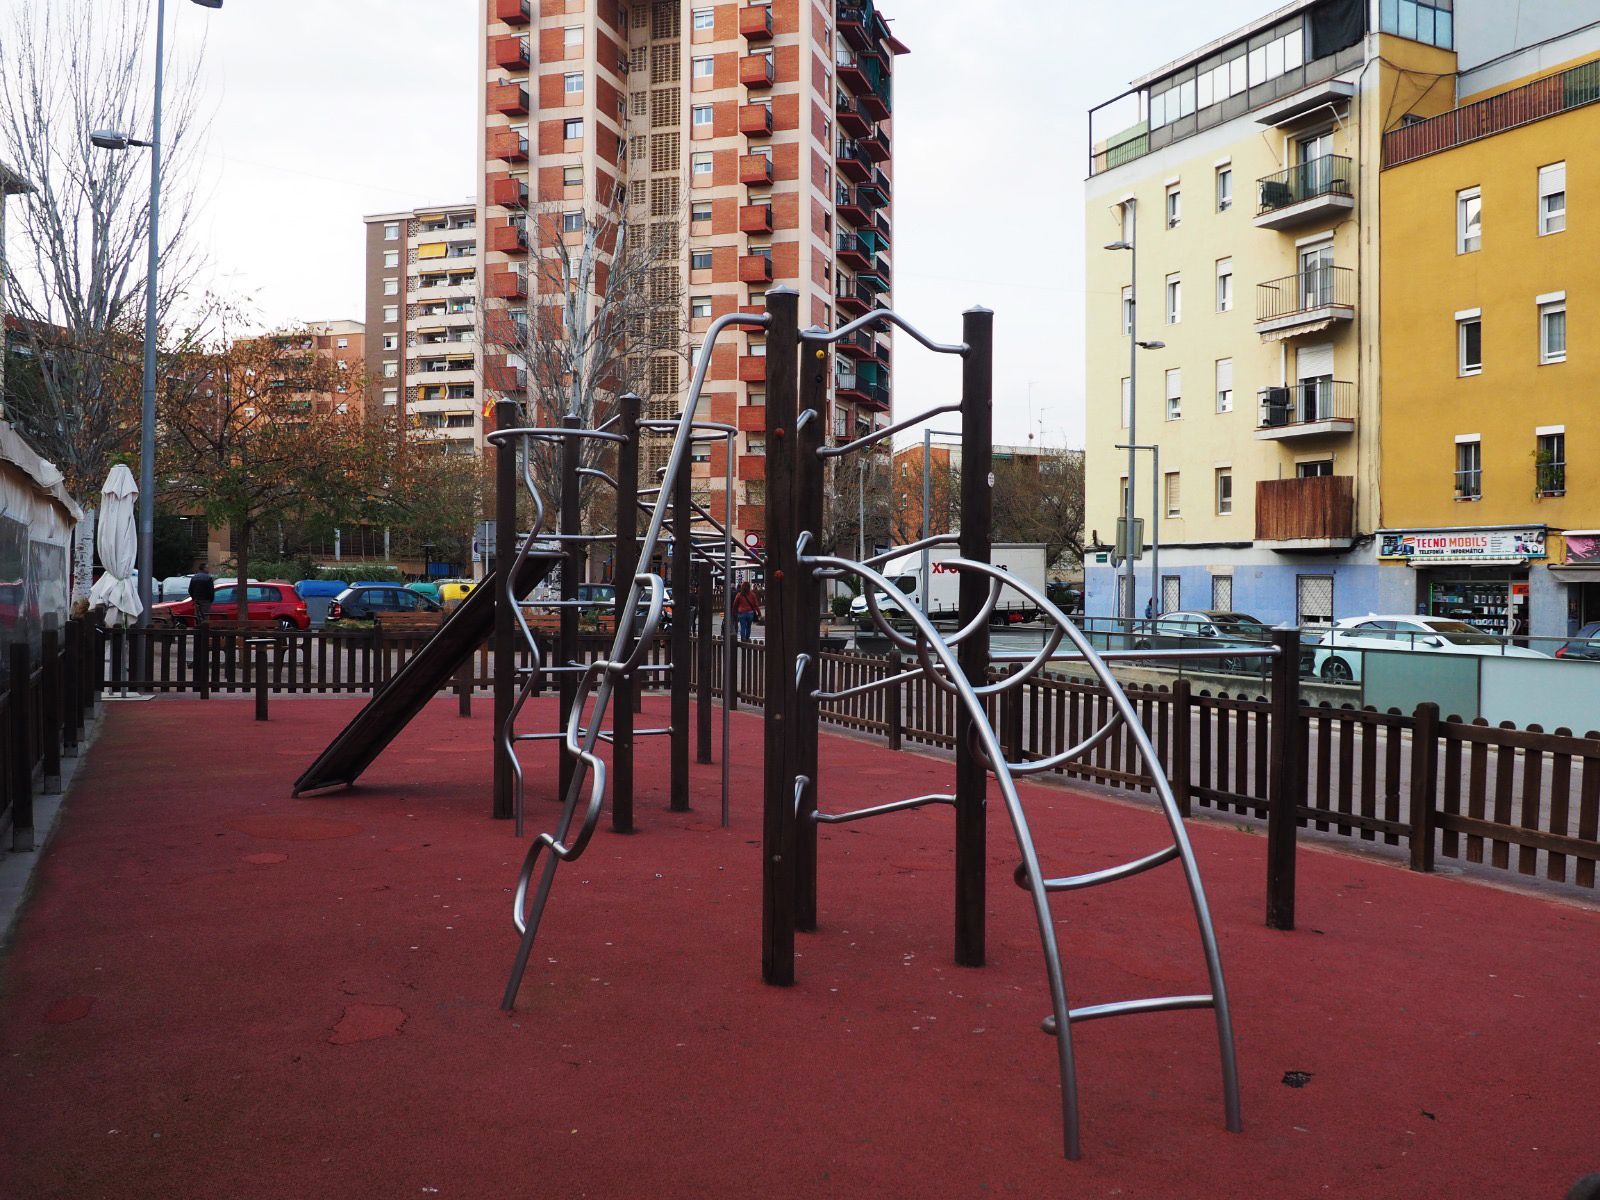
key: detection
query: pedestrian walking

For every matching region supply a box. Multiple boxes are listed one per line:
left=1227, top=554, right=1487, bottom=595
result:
left=189, top=567, right=215, bottom=625
left=734, top=580, right=761, bottom=642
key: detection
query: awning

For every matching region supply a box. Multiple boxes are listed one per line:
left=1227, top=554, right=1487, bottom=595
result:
left=1549, top=564, right=1600, bottom=582
left=1405, top=556, right=1527, bottom=568
left=1260, top=319, right=1334, bottom=342
left=417, top=242, right=447, bottom=259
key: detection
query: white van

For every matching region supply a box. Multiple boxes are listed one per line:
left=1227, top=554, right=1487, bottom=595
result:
left=850, top=542, right=1049, bottom=625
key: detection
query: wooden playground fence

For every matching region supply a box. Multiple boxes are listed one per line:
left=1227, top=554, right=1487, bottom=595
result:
left=104, top=627, right=1600, bottom=893
left=2, top=621, right=99, bottom=853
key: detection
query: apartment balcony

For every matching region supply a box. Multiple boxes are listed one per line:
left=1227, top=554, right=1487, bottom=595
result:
left=1255, top=266, right=1355, bottom=339
left=835, top=47, right=873, bottom=94
left=836, top=185, right=869, bottom=227
left=835, top=90, right=871, bottom=137
left=1254, top=475, right=1356, bottom=550
left=488, top=129, right=528, bottom=163
left=740, top=53, right=775, bottom=89
left=739, top=4, right=774, bottom=41
left=491, top=34, right=530, bottom=70
left=487, top=266, right=527, bottom=299
left=738, top=202, right=773, bottom=234
left=493, top=0, right=530, bottom=25
left=738, top=254, right=774, bottom=283
left=836, top=361, right=889, bottom=410
left=739, top=103, right=774, bottom=136
left=835, top=278, right=872, bottom=316
left=488, top=221, right=528, bottom=253
left=485, top=360, right=527, bottom=393
left=835, top=329, right=881, bottom=361
left=487, top=82, right=528, bottom=116
left=836, top=231, right=883, bottom=271
left=858, top=127, right=889, bottom=162
left=738, top=152, right=774, bottom=185
left=488, top=175, right=529, bottom=208
left=738, top=355, right=768, bottom=382
left=835, top=138, right=871, bottom=183
left=738, top=454, right=767, bottom=482
left=1255, top=154, right=1354, bottom=231
left=1255, top=380, right=1356, bottom=441
left=737, top=405, right=766, bottom=432
left=838, top=4, right=872, bottom=50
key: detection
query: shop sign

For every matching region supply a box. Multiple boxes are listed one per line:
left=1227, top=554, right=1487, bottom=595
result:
left=1567, top=533, right=1600, bottom=563
left=1379, top=528, right=1546, bottom=560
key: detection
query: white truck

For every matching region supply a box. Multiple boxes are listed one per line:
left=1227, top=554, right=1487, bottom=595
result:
left=850, top=542, right=1049, bottom=625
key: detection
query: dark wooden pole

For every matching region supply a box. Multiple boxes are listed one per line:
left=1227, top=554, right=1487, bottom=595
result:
left=252, top=640, right=269, bottom=721
left=40, top=629, right=61, bottom=791
left=455, top=653, right=472, bottom=716
left=493, top=399, right=519, bottom=820
left=886, top=648, right=902, bottom=752
left=793, top=327, right=827, bottom=932
left=696, top=559, right=714, bottom=764
left=10, top=641, right=34, bottom=852
left=761, top=287, right=800, bottom=986
left=109, top=625, right=125, bottom=695
left=558, top=413, right=584, bottom=805
left=62, top=621, right=81, bottom=754
left=1409, top=702, right=1440, bottom=872
left=1265, top=626, right=1302, bottom=930
left=1170, top=677, right=1193, bottom=817
left=954, top=306, right=993, bottom=968
left=670, top=442, right=692, bottom=811
left=612, top=393, right=640, bottom=833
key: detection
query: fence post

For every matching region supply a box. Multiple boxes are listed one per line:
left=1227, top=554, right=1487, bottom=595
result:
left=1170, top=678, right=1193, bottom=817
left=886, top=648, right=903, bottom=752
left=109, top=625, right=126, bottom=695
left=195, top=625, right=211, bottom=700
left=1408, top=702, right=1439, bottom=872
left=62, top=621, right=81, bottom=755
left=455, top=652, right=472, bottom=717
left=1265, top=627, right=1302, bottom=930
left=10, top=641, right=34, bottom=851
left=251, top=640, right=270, bottom=721
left=1003, top=666, right=1024, bottom=763
left=40, top=628, right=61, bottom=792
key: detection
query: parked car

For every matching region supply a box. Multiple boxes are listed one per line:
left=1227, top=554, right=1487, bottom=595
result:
left=151, top=582, right=310, bottom=630
left=1555, top=621, right=1600, bottom=660
left=1312, top=615, right=1550, bottom=683
left=1131, top=610, right=1275, bottom=672
left=157, top=575, right=193, bottom=603
left=326, top=585, right=443, bottom=622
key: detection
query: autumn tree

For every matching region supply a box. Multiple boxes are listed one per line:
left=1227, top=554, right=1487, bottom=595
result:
left=891, top=447, right=960, bottom=545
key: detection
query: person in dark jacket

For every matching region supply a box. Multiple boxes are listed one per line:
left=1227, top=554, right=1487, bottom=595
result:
left=188, top=568, right=216, bottom=625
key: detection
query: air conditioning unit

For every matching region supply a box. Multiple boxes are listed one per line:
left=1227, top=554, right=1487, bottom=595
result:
left=1261, top=386, right=1292, bottom=427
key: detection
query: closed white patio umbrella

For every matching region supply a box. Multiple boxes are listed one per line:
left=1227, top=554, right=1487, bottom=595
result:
left=87, top=464, right=142, bottom=628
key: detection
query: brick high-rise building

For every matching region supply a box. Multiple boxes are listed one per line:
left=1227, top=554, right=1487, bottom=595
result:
left=479, top=0, right=904, bottom=544
left=362, top=202, right=484, bottom=454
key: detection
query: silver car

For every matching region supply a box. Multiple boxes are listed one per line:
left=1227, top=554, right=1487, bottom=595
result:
left=1312, top=614, right=1548, bottom=683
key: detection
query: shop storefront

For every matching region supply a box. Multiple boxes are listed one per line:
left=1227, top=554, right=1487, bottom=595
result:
left=1550, top=531, right=1600, bottom=631
left=1377, top=526, right=1548, bottom=640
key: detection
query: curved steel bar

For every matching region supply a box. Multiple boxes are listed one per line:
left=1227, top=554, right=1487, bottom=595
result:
left=792, top=774, right=810, bottom=818
left=811, top=665, right=928, bottom=703
left=859, top=534, right=959, bottom=569
left=486, top=426, right=629, bottom=446
left=995, top=712, right=1121, bottom=777
left=816, top=401, right=961, bottom=460
left=795, top=406, right=818, bottom=432
left=577, top=467, right=619, bottom=490
left=813, top=793, right=955, bottom=825
left=638, top=418, right=741, bottom=437
left=1013, top=844, right=1178, bottom=893
left=1045, top=994, right=1214, bottom=1032
left=812, top=307, right=968, bottom=356
left=794, top=653, right=811, bottom=692
left=610, top=573, right=666, bottom=676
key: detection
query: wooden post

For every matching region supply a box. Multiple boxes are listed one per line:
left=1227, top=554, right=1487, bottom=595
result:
left=954, top=306, right=993, bottom=968
left=252, top=640, right=270, bottom=721
left=109, top=625, right=125, bottom=695
left=10, top=641, right=33, bottom=852
left=886, top=648, right=903, bottom=752
left=559, top=413, right=584, bottom=805
left=1171, top=678, right=1193, bottom=817
left=696, top=560, right=714, bottom=764
left=1409, top=702, right=1440, bottom=872
left=1265, top=627, right=1302, bottom=930
left=196, top=625, right=211, bottom=700
left=670, top=445, right=691, bottom=811
left=455, top=653, right=472, bottom=717
left=1004, top=666, right=1024, bottom=764
left=40, top=629, right=61, bottom=791
left=62, top=622, right=81, bottom=755
left=493, top=399, right=519, bottom=821
left=792, top=327, right=827, bottom=932
left=761, top=287, right=800, bottom=986
left=612, top=393, right=640, bottom=833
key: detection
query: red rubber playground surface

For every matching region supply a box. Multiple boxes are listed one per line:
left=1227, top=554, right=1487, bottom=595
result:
left=1, top=696, right=1598, bottom=1198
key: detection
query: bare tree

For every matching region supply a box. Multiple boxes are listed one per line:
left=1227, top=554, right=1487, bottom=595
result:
left=992, top=448, right=1087, bottom=571
left=0, top=0, right=207, bottom=499
left=818, top=452, right=893, bottom=568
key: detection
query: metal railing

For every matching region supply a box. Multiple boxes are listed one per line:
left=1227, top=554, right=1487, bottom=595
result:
left=1256, top=265, right=1354, bottom=322
left=1258, top=380, right=1356, bottom=428
left=1454, top=468, right=1482, bottom=500
left=1256, top=154, right=1353, bottom=215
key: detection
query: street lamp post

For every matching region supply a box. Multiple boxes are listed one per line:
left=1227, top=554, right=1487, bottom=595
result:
left=91, top=0, right=222, bottom=645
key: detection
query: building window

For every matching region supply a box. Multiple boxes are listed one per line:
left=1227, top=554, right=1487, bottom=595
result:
left=562, top=71, right=584, bottom=95
left=1539, top=298, right=1567, bottom=364
left=692, top=103, right=713, bottom=128
left=690, top=296, right=712, bottom=319
left=1457, top=186, right=1481, bottom=253
left=564, top=25, right=582, bottom=45
left=1165, top=274, right=1181, bottom=324
left=383, top=305, right=398, bottom=323
left=1215, top=357, right=1233, bottom=413
left=383, top=278, right=398, bottom=296
left=1121, top=285, right=1133, bottom=335
left=1216, top=166, right=1232, bottom=211
left=563, top=165, right=583, bottom=188
left=1164, top=472, right=1181, bottom=517
left=1379, top=0, right=1453, bottom=49
left=1458, top=313, right=1482, bottom=375
left=383, top=222, right=399, bottom=240
left=1455, top=438, right=1482, bottom=500
left=1298, top=459, right=1333, bottom=478
left=382, top=334, right=399, bottom=351
left=1211, top=574, right=1233, bottom=610
left=335, top=337, right=349, bottom=348
left=382, top=361, right=398, bottom=379
left=1537, top=429, right=1566, bottom=496
left=1119, top=377, right=1130, bottom=429
left=691, top=249, right=713, bottom=271
left=692, top=56, right=714, bottom=79
left=563, top=118, right=584, bottom=140
left=1296, top=575, right=1334, bottom=631
left=692, top=8, right=714, bottom=31
left=691, top=152, right=713, bottom=178
left=1215, top=258, right=1232, bottom=312
left=1165, top=184, right=1181, bottom=227
left=558, top=211, right=582, bottom=233
left=1161, top=575, right=1181, bottom=614
left=691, top=201, right=713, bottom=223
left=383, top=249, right=399, bottom=269
left=1215, top=469, right=1233, bottom=515
left=1539, top=162, right=1566, bottom=235
left=382, top=389, right=398, bottom=407
left=1165, top=367, right=1182, bottom=420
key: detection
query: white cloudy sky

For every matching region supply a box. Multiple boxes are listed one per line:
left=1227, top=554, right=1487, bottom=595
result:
left=22, top=0, right=1271, bottom=448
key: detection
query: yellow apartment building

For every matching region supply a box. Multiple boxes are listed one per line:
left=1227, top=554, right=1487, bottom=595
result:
left=1380, top=39, right=1600, bottom=641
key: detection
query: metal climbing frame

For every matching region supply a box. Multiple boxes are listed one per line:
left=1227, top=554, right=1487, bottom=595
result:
left=759, top=289, right=1243, bottom=1160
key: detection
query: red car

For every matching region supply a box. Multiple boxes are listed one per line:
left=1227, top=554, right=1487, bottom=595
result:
left=152, top=582, right=310, bottom=630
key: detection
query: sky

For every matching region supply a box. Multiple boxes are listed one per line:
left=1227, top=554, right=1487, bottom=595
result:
left=33, top=0, right=1275, bottom=450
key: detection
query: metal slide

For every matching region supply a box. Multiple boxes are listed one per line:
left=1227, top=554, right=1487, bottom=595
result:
left=291, top=552, right=561, bottom=797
